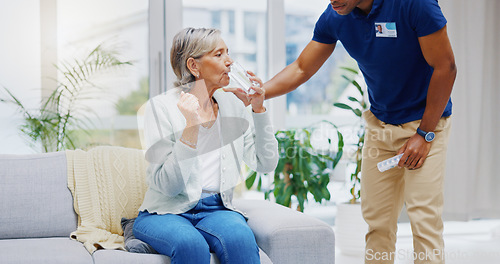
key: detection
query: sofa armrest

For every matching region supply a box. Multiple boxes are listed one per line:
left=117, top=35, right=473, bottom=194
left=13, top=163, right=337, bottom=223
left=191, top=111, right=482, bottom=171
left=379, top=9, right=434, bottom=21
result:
left=233, top=199, right=335, bottom=264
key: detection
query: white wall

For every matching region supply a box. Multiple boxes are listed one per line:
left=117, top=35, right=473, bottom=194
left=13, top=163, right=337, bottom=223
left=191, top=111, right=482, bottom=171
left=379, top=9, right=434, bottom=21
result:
left=440, top=0, right=500, bottom=220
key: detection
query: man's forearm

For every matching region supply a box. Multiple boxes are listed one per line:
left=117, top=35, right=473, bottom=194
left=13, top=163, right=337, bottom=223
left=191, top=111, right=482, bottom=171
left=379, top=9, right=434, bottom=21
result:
left=263, top=40, right=336, bottom=100
left=263, top=62, right=309, bottom=99
left=419, top=64, right=457, bottom=132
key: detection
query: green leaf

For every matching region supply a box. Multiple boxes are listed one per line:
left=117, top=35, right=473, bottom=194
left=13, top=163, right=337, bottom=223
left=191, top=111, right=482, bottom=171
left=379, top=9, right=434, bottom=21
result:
left=340, top=66, right=358, bottom=74
left=322, top=188, right=331, bottom=200
left=274, top=183, right=284, bottom=204
left=348, top=96, right=360, bottom=103
left=296, top=189, right=306, bottom=212
left=339, top=67, right=363, bottom=95
left=245, top=171, right=257, bottom=189
left=351, top=79, right=364, bottom=97
left=334, top=103, right=354, bottom=111
left=350, top=173, right=357, bottom=182
left=312, top=186, right=324, bottom=202
left=341, top=74, right=352, bottom=83
left=316, top=153, right=333, bottom=161
left=264, top=190, right=271, bottom=200
left=335, top=103, right=363, bottom=117
left=320, top=173, right=330, bottom=186
left=283, top=185, right=294, bottom=207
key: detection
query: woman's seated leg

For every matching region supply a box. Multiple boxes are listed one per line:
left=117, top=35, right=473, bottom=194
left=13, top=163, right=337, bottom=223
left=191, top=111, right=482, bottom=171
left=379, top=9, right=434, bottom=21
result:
left=133, top=211, right=211, bottom=264
left=196, top=210, right=260, bottom=264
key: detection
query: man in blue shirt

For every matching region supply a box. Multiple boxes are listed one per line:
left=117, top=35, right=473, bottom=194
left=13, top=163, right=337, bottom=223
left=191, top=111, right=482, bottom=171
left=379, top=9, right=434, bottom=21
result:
left=261, top=0, right=456, bottom=263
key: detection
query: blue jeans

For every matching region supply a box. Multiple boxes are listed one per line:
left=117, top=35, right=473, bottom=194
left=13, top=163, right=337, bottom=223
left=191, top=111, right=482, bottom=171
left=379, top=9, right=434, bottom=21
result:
left=133, top=194, right=260, bottom=264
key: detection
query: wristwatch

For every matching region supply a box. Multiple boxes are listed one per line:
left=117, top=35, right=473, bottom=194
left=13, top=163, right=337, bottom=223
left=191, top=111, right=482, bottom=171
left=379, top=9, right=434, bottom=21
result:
left=416, top=127, right=435, bottom=142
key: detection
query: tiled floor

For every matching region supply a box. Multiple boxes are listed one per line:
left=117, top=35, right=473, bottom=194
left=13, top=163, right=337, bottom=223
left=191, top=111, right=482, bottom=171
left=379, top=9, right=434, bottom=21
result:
left=335, top=220, right=500, bottom=264
left=239, top=190, right=500, bottom=264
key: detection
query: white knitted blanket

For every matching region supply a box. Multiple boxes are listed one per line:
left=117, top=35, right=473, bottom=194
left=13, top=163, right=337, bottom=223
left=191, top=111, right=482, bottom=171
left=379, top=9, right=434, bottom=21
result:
left=66, top=146, right=148, bottom=253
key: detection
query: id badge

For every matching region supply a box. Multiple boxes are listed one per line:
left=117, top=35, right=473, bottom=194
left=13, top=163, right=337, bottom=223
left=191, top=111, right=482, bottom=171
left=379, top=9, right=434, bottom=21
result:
left=375, top=22, right=397, bottom=38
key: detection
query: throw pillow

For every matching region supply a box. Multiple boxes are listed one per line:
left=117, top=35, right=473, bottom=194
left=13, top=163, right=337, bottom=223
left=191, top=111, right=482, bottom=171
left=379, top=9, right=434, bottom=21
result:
left=121, top=217, right=158, bottom=254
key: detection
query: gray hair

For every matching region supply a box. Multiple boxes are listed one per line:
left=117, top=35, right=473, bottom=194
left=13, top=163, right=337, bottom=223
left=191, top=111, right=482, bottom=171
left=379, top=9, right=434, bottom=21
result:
left=170, top=27, right=222, bottom=88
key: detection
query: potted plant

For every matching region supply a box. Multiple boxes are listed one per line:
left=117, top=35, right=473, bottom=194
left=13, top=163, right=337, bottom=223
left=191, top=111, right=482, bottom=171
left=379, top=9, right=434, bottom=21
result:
left=332, top=67, right=369, bottom=256
left=0, top=45, right=131, bottom=152
left=245, top=121, right=344, bottom=212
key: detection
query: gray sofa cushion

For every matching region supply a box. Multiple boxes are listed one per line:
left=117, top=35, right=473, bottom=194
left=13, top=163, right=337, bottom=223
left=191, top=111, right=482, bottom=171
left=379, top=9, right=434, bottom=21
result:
left=92, top=248, right=272, bottom=264
left=0, top=237, right=93, bottom=264
left=92, top=250, right=172, bottom=264
left=0, top=152, right=77, bottom=239
left=234, top=199, right=335, bottom=264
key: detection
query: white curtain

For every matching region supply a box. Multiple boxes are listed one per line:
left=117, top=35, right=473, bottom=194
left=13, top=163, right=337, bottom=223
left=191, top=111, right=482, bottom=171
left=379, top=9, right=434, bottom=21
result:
left=440, top=0, right=500, bottom=220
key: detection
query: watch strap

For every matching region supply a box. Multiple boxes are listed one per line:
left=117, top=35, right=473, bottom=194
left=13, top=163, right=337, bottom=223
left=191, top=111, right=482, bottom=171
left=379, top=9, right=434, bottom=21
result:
left=416, top=127, right=427, bottom=138
left=416, top=127, right=435, bottom=142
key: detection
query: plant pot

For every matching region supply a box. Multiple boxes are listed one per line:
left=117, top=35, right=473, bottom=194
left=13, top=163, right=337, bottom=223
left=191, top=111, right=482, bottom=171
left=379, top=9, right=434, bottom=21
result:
left=335, top=202, right=368, bottom=256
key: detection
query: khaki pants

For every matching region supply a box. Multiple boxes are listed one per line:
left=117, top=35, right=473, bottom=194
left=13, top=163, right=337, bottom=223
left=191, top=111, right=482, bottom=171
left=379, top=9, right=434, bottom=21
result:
left=361, top=110, right=451, bottom=264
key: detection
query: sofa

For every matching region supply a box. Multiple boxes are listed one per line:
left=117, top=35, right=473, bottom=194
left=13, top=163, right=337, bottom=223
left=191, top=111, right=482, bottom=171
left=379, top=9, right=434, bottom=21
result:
left=0, top=148, right=335, bottom=264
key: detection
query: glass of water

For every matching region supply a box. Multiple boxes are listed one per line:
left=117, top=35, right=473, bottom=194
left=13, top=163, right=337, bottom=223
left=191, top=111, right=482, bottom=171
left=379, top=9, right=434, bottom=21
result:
left=228, top=62, right=258, bottom=94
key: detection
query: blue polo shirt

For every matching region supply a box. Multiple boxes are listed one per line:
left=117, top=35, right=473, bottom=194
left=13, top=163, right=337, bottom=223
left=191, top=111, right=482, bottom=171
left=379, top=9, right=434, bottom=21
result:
left=313, top=0, right=452, bottom=124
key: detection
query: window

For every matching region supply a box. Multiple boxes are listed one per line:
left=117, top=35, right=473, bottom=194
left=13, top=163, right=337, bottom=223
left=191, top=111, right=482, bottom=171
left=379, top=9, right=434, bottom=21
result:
left=284, top=0, right=359, bottom=124
left=284, top=1, right=366, bottom=206
left=57, top=0, right=149, bottom=149
left=182, top=0, right=268, bottom=80
left=0, top=0, right=41, bottom=153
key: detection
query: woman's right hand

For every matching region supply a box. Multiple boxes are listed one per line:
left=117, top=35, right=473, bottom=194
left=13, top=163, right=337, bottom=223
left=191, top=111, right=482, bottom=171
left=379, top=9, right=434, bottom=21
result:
left=222, top=87, right=251, bottom=107
left=177, top=91, right=201, bottom=126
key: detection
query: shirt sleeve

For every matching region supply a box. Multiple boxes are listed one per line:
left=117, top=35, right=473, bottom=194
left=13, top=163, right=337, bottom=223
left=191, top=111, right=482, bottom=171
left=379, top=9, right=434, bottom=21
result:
left=242, top=109, right=279, bottom=174
left=408, top=0, right=447, bottom=37
left=312, top=5, right=338, bottom=44
left=142, top=95, right=199, bottom=197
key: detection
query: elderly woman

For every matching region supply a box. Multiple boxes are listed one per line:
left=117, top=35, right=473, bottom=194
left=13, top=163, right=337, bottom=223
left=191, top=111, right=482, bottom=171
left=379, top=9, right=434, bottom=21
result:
left=133, top=27, right=278, bottom=264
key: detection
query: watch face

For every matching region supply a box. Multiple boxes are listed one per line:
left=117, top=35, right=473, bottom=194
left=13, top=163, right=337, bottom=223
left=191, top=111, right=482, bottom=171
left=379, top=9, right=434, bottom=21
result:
left=425, top=132, right=435, bottom=142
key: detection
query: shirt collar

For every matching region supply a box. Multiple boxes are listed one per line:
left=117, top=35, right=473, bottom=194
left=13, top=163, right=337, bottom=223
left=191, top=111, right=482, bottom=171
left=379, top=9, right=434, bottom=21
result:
left=351, top=0, right=384, bottom=20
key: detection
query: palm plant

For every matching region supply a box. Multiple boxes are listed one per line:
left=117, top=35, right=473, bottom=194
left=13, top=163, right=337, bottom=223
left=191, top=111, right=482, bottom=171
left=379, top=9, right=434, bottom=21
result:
left=246, top=121, right=344, bottom=212
left=0, top=44, right=131, bottom=152
left=333, top=67, right=367, bottom=204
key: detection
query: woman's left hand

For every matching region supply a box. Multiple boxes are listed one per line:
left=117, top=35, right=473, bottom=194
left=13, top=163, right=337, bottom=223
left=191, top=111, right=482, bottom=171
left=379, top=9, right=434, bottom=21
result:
left=246, top=71, right=266, bottom=113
